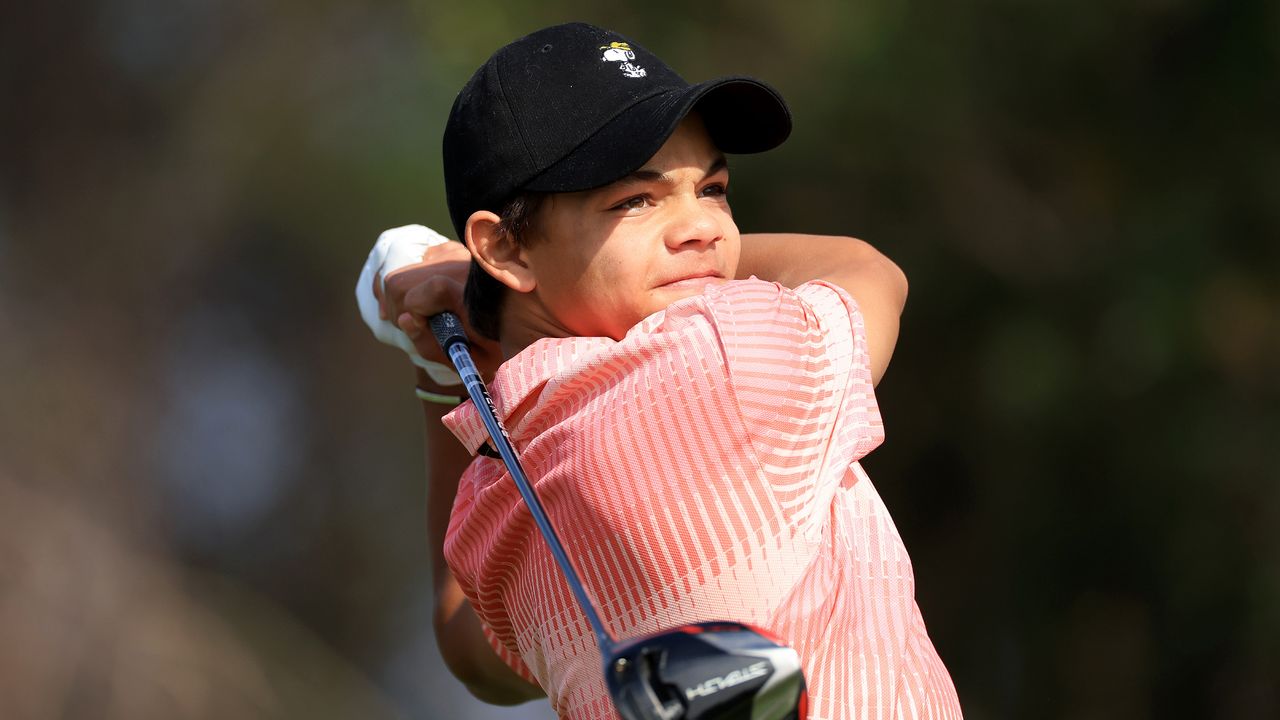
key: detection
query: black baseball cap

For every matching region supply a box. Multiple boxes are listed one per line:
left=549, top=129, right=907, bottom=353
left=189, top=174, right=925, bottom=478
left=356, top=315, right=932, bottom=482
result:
left=443, top=22, right=792, bottom=239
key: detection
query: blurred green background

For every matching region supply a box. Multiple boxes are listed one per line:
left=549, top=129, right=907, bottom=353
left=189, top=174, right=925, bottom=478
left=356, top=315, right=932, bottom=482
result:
left=2, top=1, right=1277, bottom=718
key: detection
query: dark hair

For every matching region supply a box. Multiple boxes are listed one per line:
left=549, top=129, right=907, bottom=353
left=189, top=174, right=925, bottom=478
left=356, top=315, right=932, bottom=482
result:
left=464, top=192, right=545, bottom=341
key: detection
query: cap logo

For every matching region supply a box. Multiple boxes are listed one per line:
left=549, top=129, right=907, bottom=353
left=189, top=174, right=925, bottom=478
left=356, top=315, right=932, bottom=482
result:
left=599, top=41, right=647, bottom=78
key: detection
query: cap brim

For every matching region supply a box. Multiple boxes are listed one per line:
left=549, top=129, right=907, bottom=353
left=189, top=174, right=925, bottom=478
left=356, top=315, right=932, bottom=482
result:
left=523, top=77, right=791, bottom=194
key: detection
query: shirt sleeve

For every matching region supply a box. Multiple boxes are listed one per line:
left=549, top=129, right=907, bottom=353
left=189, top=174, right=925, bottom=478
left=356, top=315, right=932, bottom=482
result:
left=706, top=279, right=884, bottom=532
left=447, top=465, right=541, bottom=686
left=481, top=623, right=539, bottom=685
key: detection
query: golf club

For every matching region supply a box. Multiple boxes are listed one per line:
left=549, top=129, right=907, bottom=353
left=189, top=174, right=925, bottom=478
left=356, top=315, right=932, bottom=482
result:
left=429, top=312, right=808, bottom=720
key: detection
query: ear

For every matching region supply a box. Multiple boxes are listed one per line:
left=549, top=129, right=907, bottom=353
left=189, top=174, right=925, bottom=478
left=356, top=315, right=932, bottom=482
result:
left=465, top=211, right=537, bottom=293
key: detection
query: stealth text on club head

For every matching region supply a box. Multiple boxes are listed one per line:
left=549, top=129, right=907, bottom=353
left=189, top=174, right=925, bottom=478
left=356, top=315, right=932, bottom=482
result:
left=606, top=622, right=807, bottom=720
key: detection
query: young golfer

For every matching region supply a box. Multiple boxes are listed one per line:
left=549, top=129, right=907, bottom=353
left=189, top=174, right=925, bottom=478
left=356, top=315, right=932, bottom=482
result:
left=360, top=22, right=962, bottom=719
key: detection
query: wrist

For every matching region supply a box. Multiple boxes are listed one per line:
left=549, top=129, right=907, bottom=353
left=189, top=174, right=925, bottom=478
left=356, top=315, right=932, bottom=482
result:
left=416, top=368, right=465, bottom=409
left=417, top=387, right=464, bottom=406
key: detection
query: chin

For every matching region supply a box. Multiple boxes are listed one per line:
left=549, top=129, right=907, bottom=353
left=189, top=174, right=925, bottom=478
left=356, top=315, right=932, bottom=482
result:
left=650, top=288, right=695, bottom=308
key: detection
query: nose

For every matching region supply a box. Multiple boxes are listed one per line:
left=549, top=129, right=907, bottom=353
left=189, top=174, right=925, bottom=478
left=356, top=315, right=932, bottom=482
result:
left=663, top=194, right=722, bottom=251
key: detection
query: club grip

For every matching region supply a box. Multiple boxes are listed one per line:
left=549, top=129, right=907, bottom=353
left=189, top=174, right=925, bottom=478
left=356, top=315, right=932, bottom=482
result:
left=429, top=313, right=468, bottom=351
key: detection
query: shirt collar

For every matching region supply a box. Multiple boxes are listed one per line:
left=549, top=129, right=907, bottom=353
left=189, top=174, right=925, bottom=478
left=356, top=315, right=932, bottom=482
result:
left=441, top=335, right=615, bottom=455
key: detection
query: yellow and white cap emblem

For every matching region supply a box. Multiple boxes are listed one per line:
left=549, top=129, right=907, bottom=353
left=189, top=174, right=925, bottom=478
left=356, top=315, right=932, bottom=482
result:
left=600, top=41, right=647, bottom=78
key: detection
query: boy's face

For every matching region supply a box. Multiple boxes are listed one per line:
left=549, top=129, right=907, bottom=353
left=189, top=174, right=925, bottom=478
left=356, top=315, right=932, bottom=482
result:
left=521, top=115, right=741, bottom=340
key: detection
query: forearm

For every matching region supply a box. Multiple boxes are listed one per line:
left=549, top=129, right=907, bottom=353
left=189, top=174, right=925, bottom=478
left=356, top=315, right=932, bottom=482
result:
left=435, top=578, right=545, bottom=704
left=737, top=233, right=903, bottom=291
left=421, top=369, right=471, bottom=584
left=738, top=233, right=908, bottom=385
left=419, top=368, right=545, bottom=704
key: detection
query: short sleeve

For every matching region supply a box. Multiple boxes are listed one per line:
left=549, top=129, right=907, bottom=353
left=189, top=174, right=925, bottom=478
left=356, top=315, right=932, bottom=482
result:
left=445, top=462, right=540, bottom=686
left=707, top=279, right=884, bottom=531
left=482, top=623, right=539, bottom=685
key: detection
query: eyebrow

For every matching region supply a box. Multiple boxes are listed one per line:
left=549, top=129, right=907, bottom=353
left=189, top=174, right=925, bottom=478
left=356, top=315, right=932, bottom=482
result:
left=615, top=155, right=730, bottom=187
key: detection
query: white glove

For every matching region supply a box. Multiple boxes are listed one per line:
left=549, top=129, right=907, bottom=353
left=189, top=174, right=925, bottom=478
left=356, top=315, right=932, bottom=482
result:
left=355, top=224, right=463, bottom=386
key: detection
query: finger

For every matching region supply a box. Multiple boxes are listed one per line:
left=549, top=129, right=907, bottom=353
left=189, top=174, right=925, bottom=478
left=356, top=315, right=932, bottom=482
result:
left=423, top=238, right=470, bottom=263
left=373, top=272, right=388, bottom=320
left=397, top=312, right=424, bottom=338
left=402, top=275, right=467, bottom=317
left=398, top=311, right=456, bottom=365
left=383, top=262, right=463, bottom=320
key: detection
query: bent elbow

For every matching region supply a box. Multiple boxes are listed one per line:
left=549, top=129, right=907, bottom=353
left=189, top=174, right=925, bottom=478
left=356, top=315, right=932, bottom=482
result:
left=433, top=600, right=545, bottom=705
left=884, top=252, right=908, bottom=314
left=846, top=236, right=909, bottom=314
left=433, top=602, right=486, bottom=688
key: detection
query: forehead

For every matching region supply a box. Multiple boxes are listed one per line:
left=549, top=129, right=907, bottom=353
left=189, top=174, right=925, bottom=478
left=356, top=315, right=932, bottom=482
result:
left=636, top=114, right=723, bottom=171
left=528, top=114, right=727, bottom=234
left=585, top=116, right=727, bottom=195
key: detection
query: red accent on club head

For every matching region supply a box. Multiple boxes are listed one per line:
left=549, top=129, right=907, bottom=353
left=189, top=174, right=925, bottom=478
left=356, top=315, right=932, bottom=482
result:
left=745, top=623, right=788, bottom=646
left=675, top=621, right=744, bottom=635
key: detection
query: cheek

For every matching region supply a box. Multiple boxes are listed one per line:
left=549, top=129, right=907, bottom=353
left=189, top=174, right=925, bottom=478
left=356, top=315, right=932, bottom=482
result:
left=549, top=255, right=627, bottom=319
left=728, top=246, right=742, bottom=277
left=720, top=224, right=743, bottom=274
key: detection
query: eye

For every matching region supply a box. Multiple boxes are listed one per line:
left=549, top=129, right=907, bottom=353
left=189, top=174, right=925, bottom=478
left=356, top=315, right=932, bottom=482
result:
left=701, top=183, right=728, bottom=198
left=612, top=195, right=649, bottom=211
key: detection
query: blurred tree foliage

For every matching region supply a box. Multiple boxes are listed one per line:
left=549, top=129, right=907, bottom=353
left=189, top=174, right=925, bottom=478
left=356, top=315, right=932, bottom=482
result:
left=1, top=0, right=1276, bottom=718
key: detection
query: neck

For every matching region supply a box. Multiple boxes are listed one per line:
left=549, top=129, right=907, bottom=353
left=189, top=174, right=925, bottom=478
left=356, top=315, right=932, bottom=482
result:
left=497, top=293, right=565, bottom=360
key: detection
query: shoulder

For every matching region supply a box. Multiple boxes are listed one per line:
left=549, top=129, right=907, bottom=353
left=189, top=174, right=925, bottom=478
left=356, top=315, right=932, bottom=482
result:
left=643, top=278, right=857, bottom=327
left=650, top=278, right=862, bottom=349
left=633, top=279, right=865, bottom=399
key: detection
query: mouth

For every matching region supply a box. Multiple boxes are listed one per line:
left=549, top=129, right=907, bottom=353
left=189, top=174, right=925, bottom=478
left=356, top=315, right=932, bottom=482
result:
left=657, top=271, right=725, bottom=290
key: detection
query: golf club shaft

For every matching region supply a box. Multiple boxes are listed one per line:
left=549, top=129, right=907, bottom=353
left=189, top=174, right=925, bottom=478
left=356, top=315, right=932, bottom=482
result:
left=429, top=312, right=616, bottom=655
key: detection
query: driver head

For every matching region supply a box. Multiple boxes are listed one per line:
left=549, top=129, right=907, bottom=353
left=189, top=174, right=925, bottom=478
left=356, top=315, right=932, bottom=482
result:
left=605, top=621, right=807, bottom=720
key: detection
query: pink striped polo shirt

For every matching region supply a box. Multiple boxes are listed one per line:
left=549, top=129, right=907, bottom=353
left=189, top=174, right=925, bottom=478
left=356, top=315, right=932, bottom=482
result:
left=442, top=279, right=961, bottom=720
